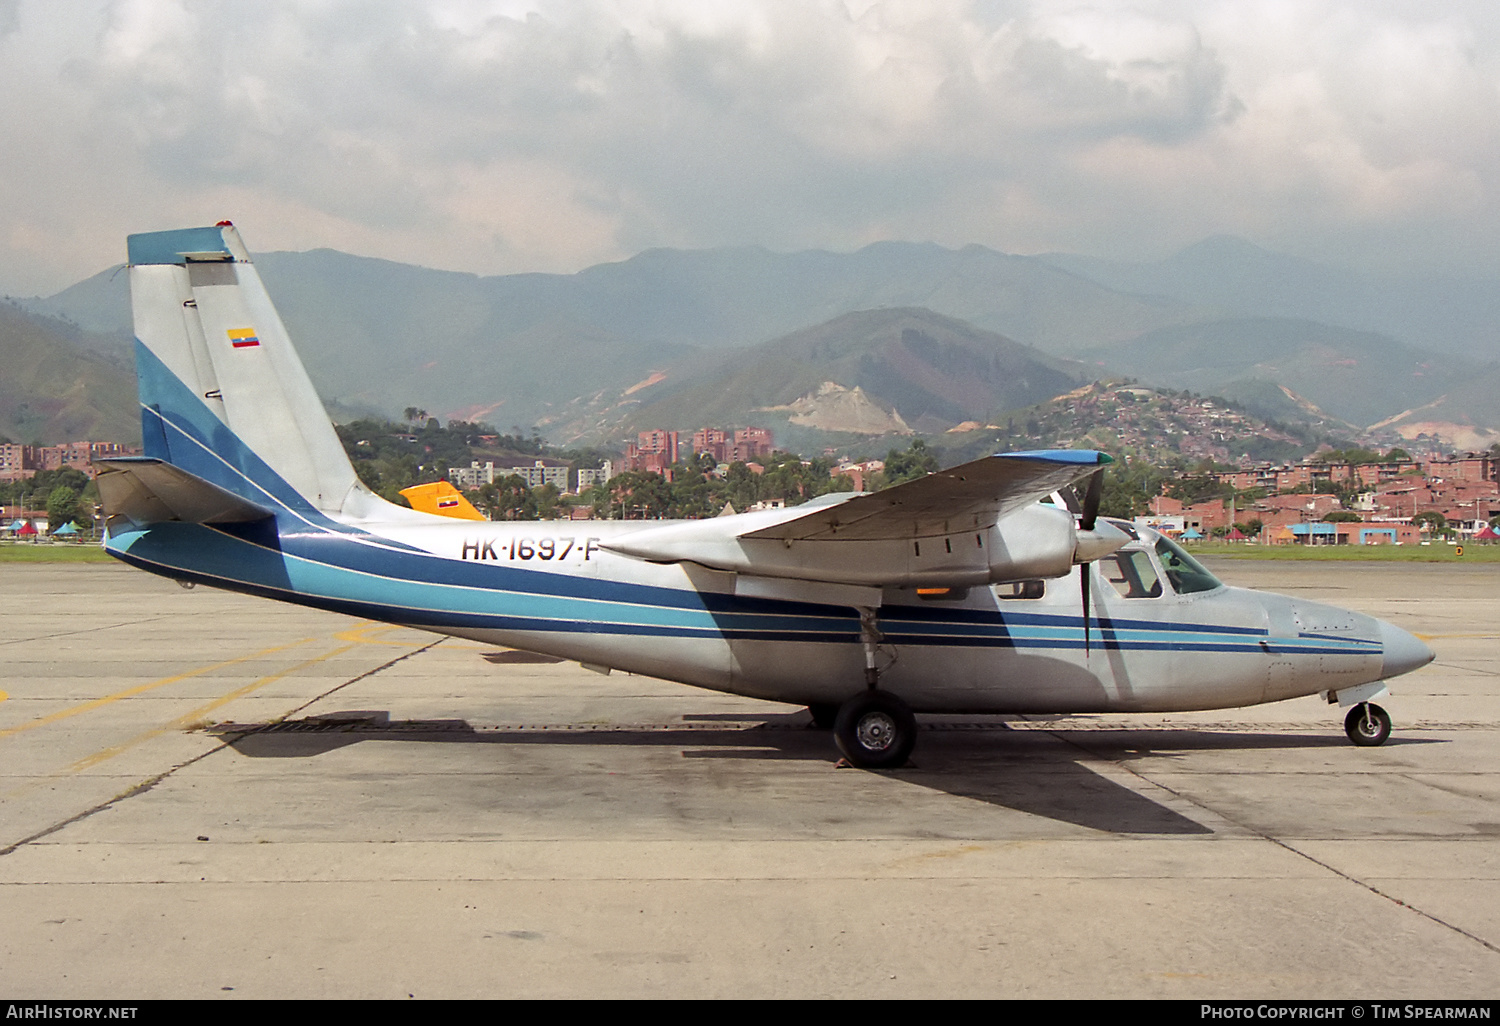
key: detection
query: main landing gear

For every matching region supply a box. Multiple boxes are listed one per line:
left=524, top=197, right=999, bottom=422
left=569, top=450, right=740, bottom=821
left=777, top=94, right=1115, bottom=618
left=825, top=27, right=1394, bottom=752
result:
left=1345, top=702, right=1392, bottom=747
left=820, top=605, right=918, bottom=769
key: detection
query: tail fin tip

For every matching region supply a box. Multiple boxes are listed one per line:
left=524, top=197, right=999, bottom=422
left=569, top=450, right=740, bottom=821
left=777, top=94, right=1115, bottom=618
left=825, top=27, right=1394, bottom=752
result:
left=127, top=225, right=249, bottom=266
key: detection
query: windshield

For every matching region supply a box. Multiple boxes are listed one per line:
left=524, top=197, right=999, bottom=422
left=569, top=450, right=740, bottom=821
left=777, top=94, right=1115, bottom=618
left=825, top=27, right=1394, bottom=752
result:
left=1153, top=536, right=1223, bottom=595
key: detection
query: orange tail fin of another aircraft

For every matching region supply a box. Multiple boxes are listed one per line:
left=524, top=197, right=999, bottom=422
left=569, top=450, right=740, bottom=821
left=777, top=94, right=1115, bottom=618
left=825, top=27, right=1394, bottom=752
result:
left=399, top=480, right=487, bottom=521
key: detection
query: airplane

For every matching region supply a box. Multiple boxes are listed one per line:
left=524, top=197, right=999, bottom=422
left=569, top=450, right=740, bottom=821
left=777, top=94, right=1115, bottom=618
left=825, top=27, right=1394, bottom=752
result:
left=95, top=223, right=1435, bottom=769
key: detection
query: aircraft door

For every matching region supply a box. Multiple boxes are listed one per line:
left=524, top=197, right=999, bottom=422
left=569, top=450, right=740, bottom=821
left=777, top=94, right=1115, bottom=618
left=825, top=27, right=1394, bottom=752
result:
left=1088, top=546, right=1167, bottom=705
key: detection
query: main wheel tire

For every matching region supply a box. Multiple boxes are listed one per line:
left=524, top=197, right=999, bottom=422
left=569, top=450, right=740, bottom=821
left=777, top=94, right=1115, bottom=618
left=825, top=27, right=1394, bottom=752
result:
left=1345, top=702, right=1392, bottom=747
left=807, top=703, right=839, bottom=730
left=834, top=691, right=917, bottom=769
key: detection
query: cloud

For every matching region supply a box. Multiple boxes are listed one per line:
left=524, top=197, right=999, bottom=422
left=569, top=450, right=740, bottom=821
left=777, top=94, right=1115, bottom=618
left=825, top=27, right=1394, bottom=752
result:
left=1, top=0, right=1499, bottom=295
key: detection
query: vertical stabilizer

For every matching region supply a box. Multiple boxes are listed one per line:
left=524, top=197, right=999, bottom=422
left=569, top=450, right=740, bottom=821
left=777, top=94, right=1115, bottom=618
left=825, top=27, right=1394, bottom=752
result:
left=127, top=223, right=396, bottom=521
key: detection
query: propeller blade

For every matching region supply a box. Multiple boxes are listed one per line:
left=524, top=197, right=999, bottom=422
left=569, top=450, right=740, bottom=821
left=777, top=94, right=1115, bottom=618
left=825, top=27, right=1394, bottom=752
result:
left=1081, top=561, right=1091, bottom=656
left=1075, top=461, right=1105, bottom=654
left=1079, top=467, right=1104, bottom=532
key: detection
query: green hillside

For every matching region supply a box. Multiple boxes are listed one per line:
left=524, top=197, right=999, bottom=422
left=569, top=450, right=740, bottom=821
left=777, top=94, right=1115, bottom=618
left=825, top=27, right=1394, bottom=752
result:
left=0, top=303, right=139, bottom=445
left=612, top=308, right=1087, bottom=447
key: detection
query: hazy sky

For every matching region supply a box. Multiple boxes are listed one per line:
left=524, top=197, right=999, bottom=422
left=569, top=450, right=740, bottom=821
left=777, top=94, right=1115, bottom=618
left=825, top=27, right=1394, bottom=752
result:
left=3, top=0, right=1500, bottom=295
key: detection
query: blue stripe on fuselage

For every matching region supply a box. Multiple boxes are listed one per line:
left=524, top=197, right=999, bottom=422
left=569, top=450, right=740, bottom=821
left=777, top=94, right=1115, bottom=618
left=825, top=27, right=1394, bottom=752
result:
left=105, top=519, right=1377, bottom=657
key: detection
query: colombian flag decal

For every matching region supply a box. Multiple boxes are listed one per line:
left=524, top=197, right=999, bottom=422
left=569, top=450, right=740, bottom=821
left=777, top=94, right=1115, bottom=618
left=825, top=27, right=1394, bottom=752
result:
left=228, top=328, right=260, bottom=348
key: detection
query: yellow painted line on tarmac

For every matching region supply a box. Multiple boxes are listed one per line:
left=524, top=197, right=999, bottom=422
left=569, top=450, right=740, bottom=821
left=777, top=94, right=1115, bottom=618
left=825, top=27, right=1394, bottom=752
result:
left=64, top=642, right=364, bottom=774
left=0, top=637, right=317, bottom=741
left=333, top=621, right=488, bottom=649
left=1416, top=633, right=1500, bottom=641
left=334, top=622, right=397, bottom=644
left=332, top=622, right=443, bottom=647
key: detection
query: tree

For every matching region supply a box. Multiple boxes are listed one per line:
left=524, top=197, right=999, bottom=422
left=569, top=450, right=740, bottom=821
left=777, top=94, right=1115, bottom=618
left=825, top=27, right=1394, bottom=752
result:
left=492, top=475, right=537, bottom=520
left=1166, top=476, right=1228, bottom=504
left=883, top=439, right=939, bottom=487
left=46, top=485, right=80, bottom=533
left=1412, top=511, right=1447, bottom=535
left=1098, top=458, right=1166, bottom=519
left=597, top=471, right=673, bottom=519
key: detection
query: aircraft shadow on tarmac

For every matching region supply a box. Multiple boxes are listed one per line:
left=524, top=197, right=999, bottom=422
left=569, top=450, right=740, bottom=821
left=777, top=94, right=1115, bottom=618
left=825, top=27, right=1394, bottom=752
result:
left=204, top=711, right=1437, bottom=835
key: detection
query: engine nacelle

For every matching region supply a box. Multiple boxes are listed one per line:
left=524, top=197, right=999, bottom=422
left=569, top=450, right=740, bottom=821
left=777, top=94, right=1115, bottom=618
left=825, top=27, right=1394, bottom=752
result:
left=984, top=502, right=1079, bottom=584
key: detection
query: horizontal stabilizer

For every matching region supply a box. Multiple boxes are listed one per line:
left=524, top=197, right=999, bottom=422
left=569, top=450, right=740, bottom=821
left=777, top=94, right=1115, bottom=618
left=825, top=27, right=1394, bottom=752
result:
left=95, top=457, right=274, bottom=526
left=740, top=449, right=1112, bottom=542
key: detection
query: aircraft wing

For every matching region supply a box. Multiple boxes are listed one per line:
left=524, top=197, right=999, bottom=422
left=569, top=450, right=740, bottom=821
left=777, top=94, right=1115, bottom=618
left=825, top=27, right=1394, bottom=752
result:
left=602, top=450, right=1116, bottom=589
left=739, top=449, right=1113, bottom=541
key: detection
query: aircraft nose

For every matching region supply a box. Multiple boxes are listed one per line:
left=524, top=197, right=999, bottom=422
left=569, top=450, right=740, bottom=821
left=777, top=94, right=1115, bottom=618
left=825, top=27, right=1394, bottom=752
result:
left=1380, top=620, right=1434, bottom=680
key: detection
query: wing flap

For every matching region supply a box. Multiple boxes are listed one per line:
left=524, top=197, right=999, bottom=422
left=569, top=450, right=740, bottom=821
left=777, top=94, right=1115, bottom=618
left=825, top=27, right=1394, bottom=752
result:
left=739, top=450, right=1112, bottom=542
left=95, top=457, right=275, bottom=526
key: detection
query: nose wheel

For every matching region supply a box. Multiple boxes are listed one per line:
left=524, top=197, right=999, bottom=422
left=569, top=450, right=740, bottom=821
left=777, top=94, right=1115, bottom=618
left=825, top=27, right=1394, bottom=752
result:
left=1344, top=702, right=1391, bottom=746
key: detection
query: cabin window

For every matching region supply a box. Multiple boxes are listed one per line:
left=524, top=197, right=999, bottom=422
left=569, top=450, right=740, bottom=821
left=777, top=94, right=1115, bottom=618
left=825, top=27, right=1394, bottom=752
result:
left=1100, top=550, right=1162, bottom=599
left=1153, top=537, right=1222, bottom=595
left=995, top=580, right=1045, bottom=600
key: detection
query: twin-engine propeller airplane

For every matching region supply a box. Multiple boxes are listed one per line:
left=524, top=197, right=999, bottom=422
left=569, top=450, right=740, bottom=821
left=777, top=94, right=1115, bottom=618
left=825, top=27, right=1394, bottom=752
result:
left=97, top=224, right=1435, bottom=768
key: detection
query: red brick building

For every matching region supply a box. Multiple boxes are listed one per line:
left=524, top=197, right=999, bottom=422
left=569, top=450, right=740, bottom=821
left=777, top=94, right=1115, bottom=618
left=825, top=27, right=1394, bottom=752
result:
left=0, top=441, right=139, bottom=482
left=625, top=430, right=680, bottom=474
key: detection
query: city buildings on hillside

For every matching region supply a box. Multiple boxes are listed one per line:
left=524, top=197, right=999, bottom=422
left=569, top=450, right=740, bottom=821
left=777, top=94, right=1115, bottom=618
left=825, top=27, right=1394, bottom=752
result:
left=626, top=426, right=774, bottom=477
left=449, top=458, right=571, bottom=491
left=1145, top=451, right=1500, bottom=543
left=575, top=462, right=615, bottom=491
left=830, top=458, right=884, bottom=491
left=1213, top=453, right=1496, bottom=494
left=0, top=441, right=141, bottom=482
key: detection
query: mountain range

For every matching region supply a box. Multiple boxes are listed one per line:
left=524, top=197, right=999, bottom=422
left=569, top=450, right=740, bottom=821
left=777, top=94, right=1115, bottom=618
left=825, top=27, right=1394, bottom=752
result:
left=6, top=236, right=1498, bottom=450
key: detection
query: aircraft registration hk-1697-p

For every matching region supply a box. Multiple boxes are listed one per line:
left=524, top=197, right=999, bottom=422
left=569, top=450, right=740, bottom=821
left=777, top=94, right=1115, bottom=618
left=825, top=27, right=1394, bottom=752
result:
left=96, top=224, right=1435, bottom=768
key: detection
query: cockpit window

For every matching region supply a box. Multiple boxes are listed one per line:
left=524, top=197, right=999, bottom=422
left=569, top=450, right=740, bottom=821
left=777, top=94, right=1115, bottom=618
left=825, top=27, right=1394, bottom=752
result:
left=1099, top=549, right=1162, bottom=599
left=1153, top=536, right=1223, bottom=594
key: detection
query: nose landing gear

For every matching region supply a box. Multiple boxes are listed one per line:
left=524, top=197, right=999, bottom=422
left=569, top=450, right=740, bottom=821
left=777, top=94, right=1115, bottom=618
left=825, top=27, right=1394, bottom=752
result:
left=1344, top=702, right=1392, bottom=747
